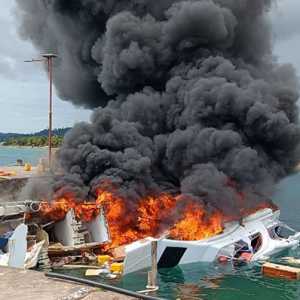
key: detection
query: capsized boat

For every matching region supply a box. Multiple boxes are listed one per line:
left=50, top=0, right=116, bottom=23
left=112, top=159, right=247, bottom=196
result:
left=123, top=209, right=300, bottom=274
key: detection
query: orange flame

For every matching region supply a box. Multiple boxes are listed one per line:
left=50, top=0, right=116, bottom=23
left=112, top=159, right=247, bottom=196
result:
left=40, top=196, right=73, bottom=221
left=94, top=189, right=225, bottom=247
left=39, top=192, right=100, bottom=222
left=169, top=203, right=223, bottom=240
left=137, top=194, right=178, bottom=235
left=38, top=184, right=276, bottom=250
left=96, top=189, right=140, bottom=248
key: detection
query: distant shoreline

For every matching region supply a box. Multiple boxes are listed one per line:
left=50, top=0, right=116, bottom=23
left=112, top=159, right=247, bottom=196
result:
left=0, top=145, right=59, bottom=151
left=0, top=145, right=49, bottom=149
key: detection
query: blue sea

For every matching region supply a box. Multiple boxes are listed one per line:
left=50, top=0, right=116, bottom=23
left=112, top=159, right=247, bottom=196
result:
left=0, top=146, right=48, bottom=166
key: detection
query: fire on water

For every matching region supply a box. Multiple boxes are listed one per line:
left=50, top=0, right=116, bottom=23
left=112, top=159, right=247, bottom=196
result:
left=38, top=186, right=275, bottom=250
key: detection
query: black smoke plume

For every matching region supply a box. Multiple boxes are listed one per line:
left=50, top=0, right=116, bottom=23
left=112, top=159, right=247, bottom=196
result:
left=16, top=0, right=300, bottom=216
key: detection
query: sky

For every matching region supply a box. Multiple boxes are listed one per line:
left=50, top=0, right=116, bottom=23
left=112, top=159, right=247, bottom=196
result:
left=0, top=0, right=300, bottom=133
left=0, top=0, right=91, bottom=133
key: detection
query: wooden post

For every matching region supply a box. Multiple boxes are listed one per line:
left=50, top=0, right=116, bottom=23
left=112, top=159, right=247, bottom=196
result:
left=42, top=53, right=57, bottom=170
left=146, top=240, right=158, bottom=290
left=48, top=56, right=53, bottom=169
left=24, top=53, right=57, bottom=170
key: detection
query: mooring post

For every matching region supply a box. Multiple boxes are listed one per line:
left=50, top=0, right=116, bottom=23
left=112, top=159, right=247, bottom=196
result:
left=146, top=240, right=158, bottom=290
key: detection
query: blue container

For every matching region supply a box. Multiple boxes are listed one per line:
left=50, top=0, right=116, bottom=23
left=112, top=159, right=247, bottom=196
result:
left=0, top=231, right=13, bottom=250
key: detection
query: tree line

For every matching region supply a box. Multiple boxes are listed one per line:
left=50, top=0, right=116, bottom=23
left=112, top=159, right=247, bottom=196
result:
left=3, top=135, right=63, bottom=147
left=0, top=127, right=70, bottom=142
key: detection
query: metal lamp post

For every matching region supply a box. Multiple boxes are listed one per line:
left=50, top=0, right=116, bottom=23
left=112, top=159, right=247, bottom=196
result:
left=25, top=53, right=57, bottom=169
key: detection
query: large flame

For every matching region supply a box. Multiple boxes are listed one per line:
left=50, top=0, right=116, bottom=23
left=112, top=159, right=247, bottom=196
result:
left=39, top=192, right=100, bottom=222
left=38, top=184, right=275, bottom=249
left=96, top=189, right=141, bottom=248
left=169, top=203, right=223, bottom=241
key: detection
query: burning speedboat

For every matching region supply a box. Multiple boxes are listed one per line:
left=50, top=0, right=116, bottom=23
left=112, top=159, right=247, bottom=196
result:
left=33, top=188, right=300, bottom=274
left=123, top=208, right=300, bottom=274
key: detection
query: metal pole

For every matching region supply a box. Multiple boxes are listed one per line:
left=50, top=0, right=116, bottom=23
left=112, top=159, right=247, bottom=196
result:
left=48, top=57, right=53, bottom=169
left=25, top=53, right=57, bottom=170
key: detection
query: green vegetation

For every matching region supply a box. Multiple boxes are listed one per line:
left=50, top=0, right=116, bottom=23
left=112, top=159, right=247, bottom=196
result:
left=0, top=127, right=70, bottom=147
left=0, top=127, right=70, bottom=142
left=3, top=135, right=63, bottom=147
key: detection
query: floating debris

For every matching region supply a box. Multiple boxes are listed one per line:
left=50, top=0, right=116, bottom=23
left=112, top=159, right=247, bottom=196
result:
left=262, top=262, right=300, bottom=280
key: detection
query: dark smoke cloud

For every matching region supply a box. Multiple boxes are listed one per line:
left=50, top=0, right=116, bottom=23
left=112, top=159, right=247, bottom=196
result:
left=16, top=0, right=300, bottom=215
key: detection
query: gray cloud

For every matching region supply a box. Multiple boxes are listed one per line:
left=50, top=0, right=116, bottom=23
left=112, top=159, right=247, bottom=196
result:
left=271, top=0, right=300, bottom=42
left=0, top=0, right=92, bottom=133
left=0, top=58, right=15, bottom=79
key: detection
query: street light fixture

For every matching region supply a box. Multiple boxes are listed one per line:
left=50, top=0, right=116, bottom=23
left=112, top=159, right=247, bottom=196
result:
left=25, top=53, right=57, bottom=169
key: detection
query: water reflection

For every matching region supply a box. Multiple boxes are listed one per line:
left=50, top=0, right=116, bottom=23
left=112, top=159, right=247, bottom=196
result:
left=155, top=258, right=300, bottom=299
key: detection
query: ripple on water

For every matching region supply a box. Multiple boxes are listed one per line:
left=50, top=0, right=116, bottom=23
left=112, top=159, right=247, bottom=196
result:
left=155, top=261, right=300, bottom=300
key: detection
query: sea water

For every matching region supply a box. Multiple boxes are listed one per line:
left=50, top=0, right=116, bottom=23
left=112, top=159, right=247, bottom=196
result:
left=0, top=146, right=47, bottom=166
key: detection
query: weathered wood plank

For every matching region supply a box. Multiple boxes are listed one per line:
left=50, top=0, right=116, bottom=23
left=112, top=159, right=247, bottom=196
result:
left=262, top=262, right=300, bottom=280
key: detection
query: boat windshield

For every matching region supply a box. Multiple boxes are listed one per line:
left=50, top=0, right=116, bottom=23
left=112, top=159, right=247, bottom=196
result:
left=268, top=223, right=295, bottom=239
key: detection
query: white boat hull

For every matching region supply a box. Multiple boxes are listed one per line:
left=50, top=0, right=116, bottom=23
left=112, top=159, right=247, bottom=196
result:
left=123, top=209, right=300, bottom=274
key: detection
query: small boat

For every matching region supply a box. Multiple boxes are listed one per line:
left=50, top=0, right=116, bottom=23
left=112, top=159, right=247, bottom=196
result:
left=123, top=209, right=300, bottom=274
